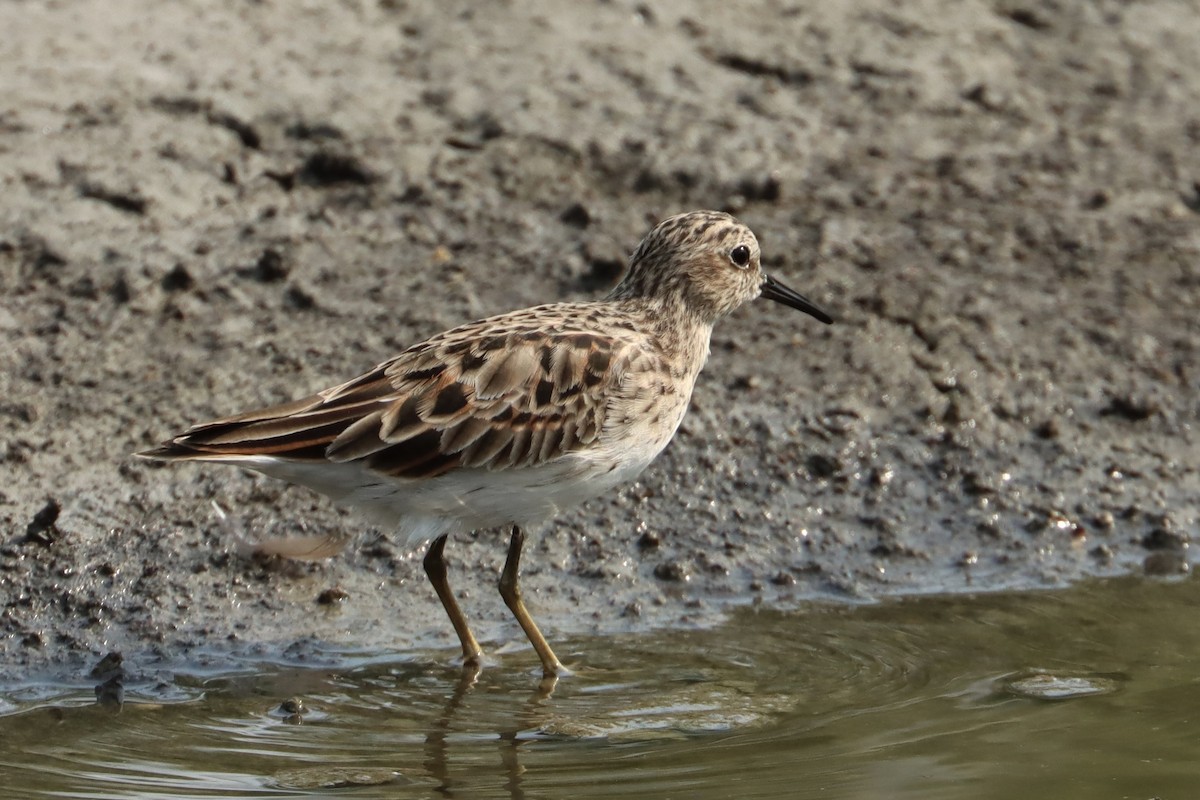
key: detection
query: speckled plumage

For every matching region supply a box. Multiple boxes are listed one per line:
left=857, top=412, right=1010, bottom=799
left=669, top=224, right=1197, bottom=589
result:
left=140, top=210, right=832, bottom=677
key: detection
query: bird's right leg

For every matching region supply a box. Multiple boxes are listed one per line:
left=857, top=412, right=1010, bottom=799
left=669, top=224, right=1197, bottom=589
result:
left=423, top=534, right=484, bottom=668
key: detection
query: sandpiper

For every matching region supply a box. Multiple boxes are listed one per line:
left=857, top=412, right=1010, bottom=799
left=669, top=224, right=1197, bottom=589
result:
left=140, top=210, right=833, bottom=677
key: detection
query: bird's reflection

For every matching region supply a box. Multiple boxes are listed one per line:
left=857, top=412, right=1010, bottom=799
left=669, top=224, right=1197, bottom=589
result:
left=424, top=665, right=559, bottom=798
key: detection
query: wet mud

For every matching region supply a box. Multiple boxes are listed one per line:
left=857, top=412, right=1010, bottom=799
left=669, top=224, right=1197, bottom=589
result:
left=1, top=0, right=1197, bottom=687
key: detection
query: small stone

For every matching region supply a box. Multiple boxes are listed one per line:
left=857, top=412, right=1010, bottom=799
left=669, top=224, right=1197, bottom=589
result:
left=1083, top=190, right=1110, bottom=210
left=636, top=530, right=660, bottom=550
left=161, top=263, right=194, bottom=292
left=1142, top=527, right=1188, bottom=551
left=280, top=697, right=306, bottom=715
left=1100, top=393, right=1159, bottom=422
left=24, top=499, right=61, bottom=545
left=1033, top=418, right=1059, bottom=439
left=1006, top=672, right=1119, bottom=701
left=806, top=453, right=840, bottom=479
left=317, top=587, right=349, bottom=605
left=560, top=203, right=591, bottom=228
left=247, top=249, right=288, bottom=283
left=90, top=651, right=124, bottom=678
left=284, top=284, right=317, bottom=310
left=653, top=561, right=689, bottom=582
left=299, top=151, right=375, bottom=186
left=582, top=255, right=624, bottom=292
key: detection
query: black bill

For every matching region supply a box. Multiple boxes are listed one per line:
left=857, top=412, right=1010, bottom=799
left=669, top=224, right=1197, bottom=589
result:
left=760, top=274, right=833, bottom=324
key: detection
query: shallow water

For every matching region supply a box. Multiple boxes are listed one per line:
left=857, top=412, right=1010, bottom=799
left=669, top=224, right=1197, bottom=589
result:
left=2, top=574, right=1197, bottom=799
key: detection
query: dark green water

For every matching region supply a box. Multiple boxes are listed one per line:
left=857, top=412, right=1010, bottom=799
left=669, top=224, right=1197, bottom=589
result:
left=2, top=574, right=1197, bottom=798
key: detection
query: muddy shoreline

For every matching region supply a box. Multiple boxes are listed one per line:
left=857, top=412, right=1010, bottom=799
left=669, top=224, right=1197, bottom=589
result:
left=2, top=1, right=1197, bottom=688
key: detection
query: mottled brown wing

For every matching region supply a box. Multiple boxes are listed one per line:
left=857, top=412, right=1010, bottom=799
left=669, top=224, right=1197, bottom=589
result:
left=329, top=327, right=625, bottom=478
left=143, top=321, right=629, bottom=480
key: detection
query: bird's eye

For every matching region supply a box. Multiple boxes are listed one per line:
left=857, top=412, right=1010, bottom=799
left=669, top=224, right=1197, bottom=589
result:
left=729, top=244, right=752, bottom=268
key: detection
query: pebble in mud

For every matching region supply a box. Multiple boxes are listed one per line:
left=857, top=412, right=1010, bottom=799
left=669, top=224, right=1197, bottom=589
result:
left=160, top=263, right=194, bottom=292
left=654, top=561, right=690, bottom=582
left=24, top=499, right=61, bottom=546
left=90, top=652, right=123, bottom=678
left=769, top=571, right=795, bottom=586
left=277, top=697, right=307, bottom=724
left=317, top=587, right=350, bottom=605
left=636, top=529, right=661, bottom=550
left=1142, top=527, right=1189, bottom=551
left=1005, top=672, right=1120, bottom=701
left=91, top=652, right=125, bottom=711
left=272, top=768, right=410, bottom=790
left=238, top=248, right=289, bottom=283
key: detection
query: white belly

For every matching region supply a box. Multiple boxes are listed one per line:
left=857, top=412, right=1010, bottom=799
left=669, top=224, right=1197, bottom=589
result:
left=231, top=445, right=659, bottom=548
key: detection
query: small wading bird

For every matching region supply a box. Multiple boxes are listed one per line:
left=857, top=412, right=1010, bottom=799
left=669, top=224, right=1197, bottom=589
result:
left=140, top=210, right=833, bottom=678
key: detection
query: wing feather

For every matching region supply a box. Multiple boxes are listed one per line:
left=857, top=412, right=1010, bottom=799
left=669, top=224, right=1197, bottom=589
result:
left=325, top=410, right=389, bottom=461
left=142, top=305, right=637, bottom=479
left=439, top=415, right=494, bottom=453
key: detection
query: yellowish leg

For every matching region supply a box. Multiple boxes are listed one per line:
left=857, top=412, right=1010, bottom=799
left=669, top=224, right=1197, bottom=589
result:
left=499, top=526, right=566, bottom=677
left=423, top=534, right=484, bottom=668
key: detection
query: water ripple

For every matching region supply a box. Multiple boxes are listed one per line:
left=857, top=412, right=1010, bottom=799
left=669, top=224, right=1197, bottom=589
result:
left=5, top=577, right=1200, bottom=798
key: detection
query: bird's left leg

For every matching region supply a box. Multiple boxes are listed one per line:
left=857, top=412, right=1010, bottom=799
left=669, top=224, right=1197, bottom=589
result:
left=498, top=525, right=566, bottom=677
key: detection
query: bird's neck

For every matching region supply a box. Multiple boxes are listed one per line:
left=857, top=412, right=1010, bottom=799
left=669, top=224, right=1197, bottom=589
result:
left=623, top=296, right=714, bottom=379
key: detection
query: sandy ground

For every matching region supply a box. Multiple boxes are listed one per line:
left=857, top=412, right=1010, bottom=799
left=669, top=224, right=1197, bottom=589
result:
left=1, top=0, right=1198, bottom=686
